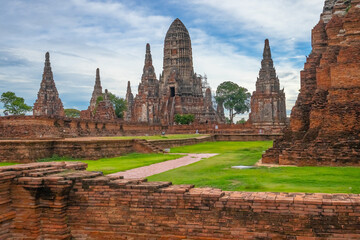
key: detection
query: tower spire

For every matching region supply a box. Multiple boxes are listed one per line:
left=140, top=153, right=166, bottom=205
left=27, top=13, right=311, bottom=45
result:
left=96, top=68, right=100, bottom=82
left=127, top=81, right=132, bottom=94
left=263, top=39, right=271, bottom=59
left=43, top=52, right=53, bottom=81
left=259, top=39, right=276, bottom=85
left=124, top=81, right=134, bottom=122
left=89, top=68, right=103, bottom=112
left=144, top=43, right=153, bottom=68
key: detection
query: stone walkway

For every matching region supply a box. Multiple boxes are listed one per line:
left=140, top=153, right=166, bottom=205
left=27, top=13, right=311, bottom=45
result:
left=108, top=153, right=217, bottom=179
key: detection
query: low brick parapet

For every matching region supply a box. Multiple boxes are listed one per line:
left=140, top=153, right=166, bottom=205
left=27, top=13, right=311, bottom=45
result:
left=0, top=139, right=155, bottom=162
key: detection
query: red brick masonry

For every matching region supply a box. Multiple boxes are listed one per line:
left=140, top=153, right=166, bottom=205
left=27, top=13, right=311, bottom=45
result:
left=0, top=115, right=284, bottom=140
left=0, top=139, right=156, bottom=163
left=0, top=135, right=281, bottom=163
left=1, top=162, right=359, bottom=239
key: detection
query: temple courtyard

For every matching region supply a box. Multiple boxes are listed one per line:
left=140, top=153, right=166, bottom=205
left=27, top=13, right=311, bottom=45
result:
left=2, top=138, right=358, bottom=194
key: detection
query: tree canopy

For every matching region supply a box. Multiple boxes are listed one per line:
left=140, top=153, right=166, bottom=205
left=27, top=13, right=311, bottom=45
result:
left=64, top=108, right=80, bottom=118
left=0, top=91, right=32, bottom=115
left=215, top=81, right=251, bottom=124
left=108, top=92, right=127, bottom=119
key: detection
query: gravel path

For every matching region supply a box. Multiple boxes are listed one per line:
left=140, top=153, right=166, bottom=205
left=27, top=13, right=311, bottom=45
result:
left=108, top=153, right=217, bottom=179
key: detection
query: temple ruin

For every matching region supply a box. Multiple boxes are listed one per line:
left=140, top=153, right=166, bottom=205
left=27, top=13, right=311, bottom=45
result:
left=249, top=39, right=287, bottom=131
left=263, top=0, right=360, bottom=166
left=33, top=52, right=65, bottom=117
left=126, top=19, right=224, bottom=125
left=80, top=68, right=116, bottom=120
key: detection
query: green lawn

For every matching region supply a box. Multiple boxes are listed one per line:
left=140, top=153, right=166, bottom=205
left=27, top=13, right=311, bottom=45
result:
left=148, top=141, right=360, bottom=194
left=0, top=162, right=19, bottom=167
left=37, top=153, right=182, bottom=175
left=109, top=134, right=209, bottom=140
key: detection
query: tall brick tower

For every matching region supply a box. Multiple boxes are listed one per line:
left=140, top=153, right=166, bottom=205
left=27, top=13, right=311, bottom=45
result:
left=89, top=68, right=103, bottom=112
left=159, top=18, right=207, bottom=124
left=124, top=81, right=134, bottom=122
left=80, top=68, right=104, bottom=119
left=33, top=52, right=64, bottom=117
left=249, top=39, right=287, bottom=128
left=132, top=43, right=160, bottom=123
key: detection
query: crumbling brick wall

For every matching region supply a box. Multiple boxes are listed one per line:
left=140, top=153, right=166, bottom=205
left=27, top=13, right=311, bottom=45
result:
left=262, top=0, right=360, bottom=166
left=0, top=139, right=154, bottom=162
left=1, top=163, right=359, bottom=239
left=0, top=116, right=283, bottom=140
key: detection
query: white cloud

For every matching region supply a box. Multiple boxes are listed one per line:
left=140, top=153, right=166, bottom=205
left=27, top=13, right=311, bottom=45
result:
left=184, top=0, right=323, bottom=42
left=0, top=0, right=324, bottom=117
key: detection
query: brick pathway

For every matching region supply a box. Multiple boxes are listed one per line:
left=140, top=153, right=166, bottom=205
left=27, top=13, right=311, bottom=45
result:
left=108, top=153, right=217, bottom=179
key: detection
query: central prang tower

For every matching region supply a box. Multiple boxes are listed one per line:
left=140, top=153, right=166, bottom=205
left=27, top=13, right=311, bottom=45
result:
left=158, top=18, right=204, bottom=124
left=126, top=18, right=223, bottom=125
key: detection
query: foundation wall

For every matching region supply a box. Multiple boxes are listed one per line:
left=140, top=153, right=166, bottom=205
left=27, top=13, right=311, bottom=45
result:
left=0, top=134, right=281, bottom=163
left=0, top=116, right=284, bottom=139
left=0, top=139, right=153, bottom=162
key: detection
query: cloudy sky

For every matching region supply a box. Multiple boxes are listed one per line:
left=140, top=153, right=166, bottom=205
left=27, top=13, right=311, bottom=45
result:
left=0, top=0, right=325, bottom=118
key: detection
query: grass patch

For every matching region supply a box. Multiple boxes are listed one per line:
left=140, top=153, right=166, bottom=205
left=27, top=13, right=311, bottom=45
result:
left=0, top=162, right=19, bottom=167
left=109, top=134, right=209, bottom=140
left=148, top=141, right=360, bottom=194
left=38, top=153, right=182, bottom=175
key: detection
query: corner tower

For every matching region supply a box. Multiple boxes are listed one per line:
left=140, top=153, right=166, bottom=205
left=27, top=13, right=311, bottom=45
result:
left=132, top=43, right=160, bottom=123
left=89, top=68, right=103, bottom=112
left=249, top=39, right=287, bottom=128
left=33, top=52, right=65, bottom=117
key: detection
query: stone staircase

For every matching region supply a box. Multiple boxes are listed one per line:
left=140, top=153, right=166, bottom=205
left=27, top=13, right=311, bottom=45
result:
left=136, top=139, right=164, bottom=153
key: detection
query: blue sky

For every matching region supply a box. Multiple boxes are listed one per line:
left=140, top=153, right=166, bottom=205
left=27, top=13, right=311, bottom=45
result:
left=0, top=0, right=325, bottom=118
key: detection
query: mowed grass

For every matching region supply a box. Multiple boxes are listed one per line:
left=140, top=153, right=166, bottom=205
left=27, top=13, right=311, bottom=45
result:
left=109, top=134, right=208, bottom=140
left=0, top=162, right=19, bottom=167
left=148, top=141, right=360, bottom=194
left=37, top=153, right=182, bottom=175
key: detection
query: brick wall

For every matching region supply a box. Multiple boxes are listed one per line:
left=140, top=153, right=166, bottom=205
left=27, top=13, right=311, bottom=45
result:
left=0, top=116, right=284, bottom=140
left=150, top=134, right=281, bottom=149
left=0, top=139, right=154, bottom=162
left=213, top=134, right=282, bottom=142
left=0, top=135, right=281, bottom=163
left=149, top=135, right=214, bottom=149
left=0, top=163, right=359, bottom=239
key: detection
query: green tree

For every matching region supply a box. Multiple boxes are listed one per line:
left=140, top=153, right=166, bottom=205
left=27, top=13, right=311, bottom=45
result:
left=215, top=81, right=251, bottom=124
left=0, top=91, right=32, bottom=115
left=64, top=108, right=80, bottom=118
left=108, top=92, right=127, bottom=119
left=174, top=114, right=195, bottom=125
